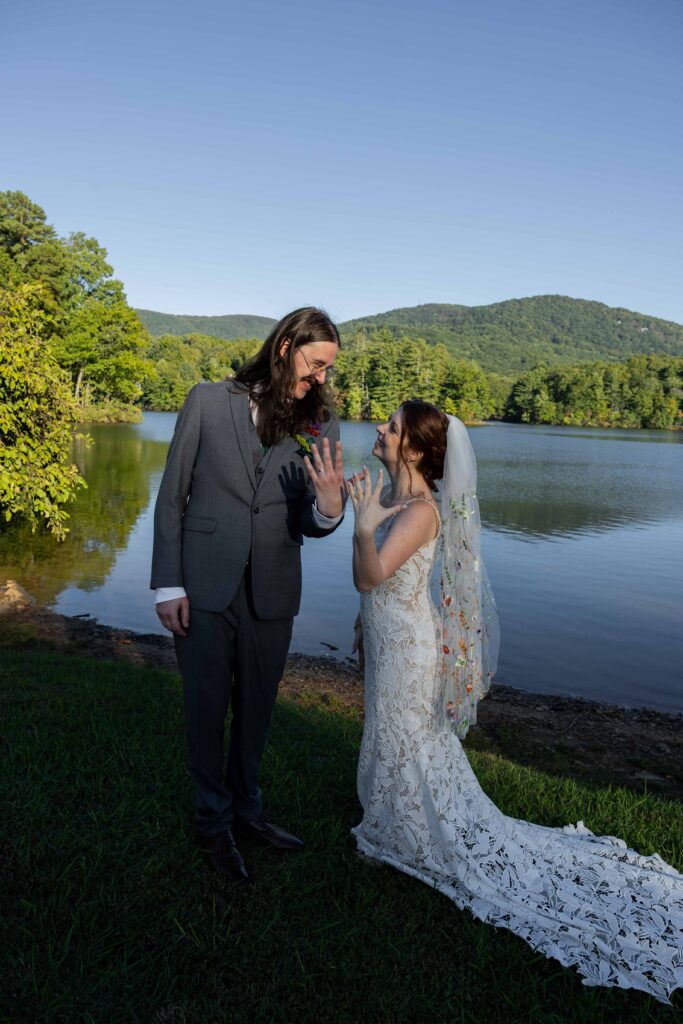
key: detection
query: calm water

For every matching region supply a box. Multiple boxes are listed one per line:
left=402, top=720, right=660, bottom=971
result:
left=1, top=415, right=682, bottom=712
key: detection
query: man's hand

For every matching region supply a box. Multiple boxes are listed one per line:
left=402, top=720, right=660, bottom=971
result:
left=156, top=597, right=190, bottom=637
left=303, top=438, right=346, bottom=518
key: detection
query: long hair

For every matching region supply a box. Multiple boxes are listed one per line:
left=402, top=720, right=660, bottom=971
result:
left=234, top=307, right=340, bottom=446
left=398, top=399, right=449, bottom=493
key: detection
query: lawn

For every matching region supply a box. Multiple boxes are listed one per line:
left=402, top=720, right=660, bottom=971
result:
left=1, top=647, right=680, bottom=1023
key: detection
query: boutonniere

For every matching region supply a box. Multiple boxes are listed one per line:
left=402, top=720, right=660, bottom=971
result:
left=293, top=423, right=322, bottom=457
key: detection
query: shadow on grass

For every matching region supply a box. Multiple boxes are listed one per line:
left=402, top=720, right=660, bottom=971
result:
left=1, top=648, right=680, bottom=1024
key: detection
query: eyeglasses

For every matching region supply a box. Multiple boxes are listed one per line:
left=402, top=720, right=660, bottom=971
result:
left=298, top=346, right=336, bottom=385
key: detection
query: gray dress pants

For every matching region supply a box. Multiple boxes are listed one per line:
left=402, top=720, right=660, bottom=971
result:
left=174, top=569, right=293, bottom=836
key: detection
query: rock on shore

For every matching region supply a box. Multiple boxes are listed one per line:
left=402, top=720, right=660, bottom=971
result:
left=0, top=580, right=35, bottom=615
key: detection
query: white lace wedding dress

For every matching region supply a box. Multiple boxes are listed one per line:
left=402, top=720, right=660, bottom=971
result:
left=352, top=508, right=683, bottom=1004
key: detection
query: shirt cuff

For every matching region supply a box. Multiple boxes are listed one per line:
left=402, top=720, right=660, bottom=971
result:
left=312, top=500, right=343, bottom=527
left=155, top=587, right=187, bottom=604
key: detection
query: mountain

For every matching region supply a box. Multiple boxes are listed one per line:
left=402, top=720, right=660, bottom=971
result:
left=135, top=309, right=276, bottom=340
left=340, top=297, right=683, bottom=374
left=340, top=302, right=470, bottom=335
left=136, top=296, right=683, bottom=376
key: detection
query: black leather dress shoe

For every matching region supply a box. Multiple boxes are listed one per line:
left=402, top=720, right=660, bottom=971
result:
left=197, top=829, right=250, bottom=882
left=238, top=816, right=305, bottom=851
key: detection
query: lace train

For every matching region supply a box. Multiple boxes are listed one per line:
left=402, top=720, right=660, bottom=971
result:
left=353, top=520, right=683, bottom=1004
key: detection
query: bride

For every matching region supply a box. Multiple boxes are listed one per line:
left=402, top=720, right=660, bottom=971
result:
left=346, top=399, right=683, bottom=1005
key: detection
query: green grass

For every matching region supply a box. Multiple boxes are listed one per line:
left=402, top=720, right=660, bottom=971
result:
left=1, top=648, right=681, bottom=1024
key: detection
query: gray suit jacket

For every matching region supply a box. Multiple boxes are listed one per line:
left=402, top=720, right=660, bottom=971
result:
left=150, top=380, right=342, bottom=619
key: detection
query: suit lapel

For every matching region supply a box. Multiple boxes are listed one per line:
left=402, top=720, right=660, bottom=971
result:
left=226, top=382, right=257, bottom=492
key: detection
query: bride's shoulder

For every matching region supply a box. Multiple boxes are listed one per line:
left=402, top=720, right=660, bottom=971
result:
left=391, top=496, right=440, bottom=541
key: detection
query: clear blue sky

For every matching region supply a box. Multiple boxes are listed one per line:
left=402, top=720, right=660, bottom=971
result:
left=3, top=0, right=682, bottom=324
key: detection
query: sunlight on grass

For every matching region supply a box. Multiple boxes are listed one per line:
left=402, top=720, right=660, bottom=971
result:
left=1, top=648, right=680, bottom=1023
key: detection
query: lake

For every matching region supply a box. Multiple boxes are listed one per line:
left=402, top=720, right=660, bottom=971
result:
left=1, top=415, right=681, bottom=712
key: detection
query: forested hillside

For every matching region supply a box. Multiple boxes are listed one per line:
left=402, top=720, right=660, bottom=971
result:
left=137, top=296, right=683, bottom=376
left=340, top=296, right=683, bottom=374
left=136, top=309, right=275, bottom=340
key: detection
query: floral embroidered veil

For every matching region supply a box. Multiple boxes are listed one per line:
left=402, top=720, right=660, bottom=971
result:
left=435, top=415, right=500, bottom=738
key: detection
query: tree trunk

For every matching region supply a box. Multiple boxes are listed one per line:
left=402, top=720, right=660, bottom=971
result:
left=74, top=366, right=84, bottom=403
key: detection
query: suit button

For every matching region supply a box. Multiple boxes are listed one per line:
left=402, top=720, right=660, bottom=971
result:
left=256, top=467, right=264, bottom=476
left=254, top=507, right=260, bottom=514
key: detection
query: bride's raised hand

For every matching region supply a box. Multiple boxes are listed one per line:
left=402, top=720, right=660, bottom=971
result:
left=346, top=466, right=404, bottom=538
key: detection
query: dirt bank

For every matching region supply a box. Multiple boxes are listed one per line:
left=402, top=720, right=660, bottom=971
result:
left=3, top=601, right=681, bottom=802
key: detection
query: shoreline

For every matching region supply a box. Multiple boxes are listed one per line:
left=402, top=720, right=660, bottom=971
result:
left=135, top=410, right=682, bottom=431
left=3, top=594, right=681, bottom=803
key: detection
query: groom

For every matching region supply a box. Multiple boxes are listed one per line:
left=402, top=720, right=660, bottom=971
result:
left=151, top=307, right=345, bottom=881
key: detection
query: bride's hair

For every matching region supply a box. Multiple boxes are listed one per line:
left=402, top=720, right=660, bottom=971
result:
left=399, top=399, right=449, bottom=492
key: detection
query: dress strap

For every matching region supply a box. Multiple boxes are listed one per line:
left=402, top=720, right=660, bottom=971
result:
left=402, top=497, right=441, bottom=536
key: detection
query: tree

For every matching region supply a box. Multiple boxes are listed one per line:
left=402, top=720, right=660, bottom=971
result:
left=0, top=191, right=149, bottom=414
left=0, top=192, right=72, bottom=332
left=486, top=373, right=514, bottom=418
left=0, top=285, right=86, bottom=538
left=332, top=332, right=372, bottom=419
left=443, top=360, right=494, bottom=421
left=60, top=298, right=149, bottom=403
left=139, top=334, right=263, bottom=410
left=506, top=356, right=683, bottom=428
left=333, top=331, right=491, bottom=422
left=508, top=366, right=558, bottom=423
left=62, top=231, right=125, bottom=308
left=0, top=191, right=55, bottom=256
left=16, top=239, right=73, bottom=331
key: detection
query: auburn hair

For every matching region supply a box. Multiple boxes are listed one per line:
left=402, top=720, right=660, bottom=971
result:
left=398, top=399, right=449, bottom=493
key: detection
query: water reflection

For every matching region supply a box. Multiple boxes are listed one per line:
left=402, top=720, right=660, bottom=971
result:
left=342, top=421, right=683, bottom=539
left=1, top=417, right=681, bottom=592
left=472, top=424, right=683, bottom=540
left=0, top=415, right=681, bottom=710
left=0, top=423, right=169, bottom=604
left=533, top=427, right=683, bottom=445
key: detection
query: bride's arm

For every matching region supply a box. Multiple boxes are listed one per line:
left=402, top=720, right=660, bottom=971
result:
left=352, top=501, right=437, bottom=593
left=352, top=531, right=383, bottom=592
